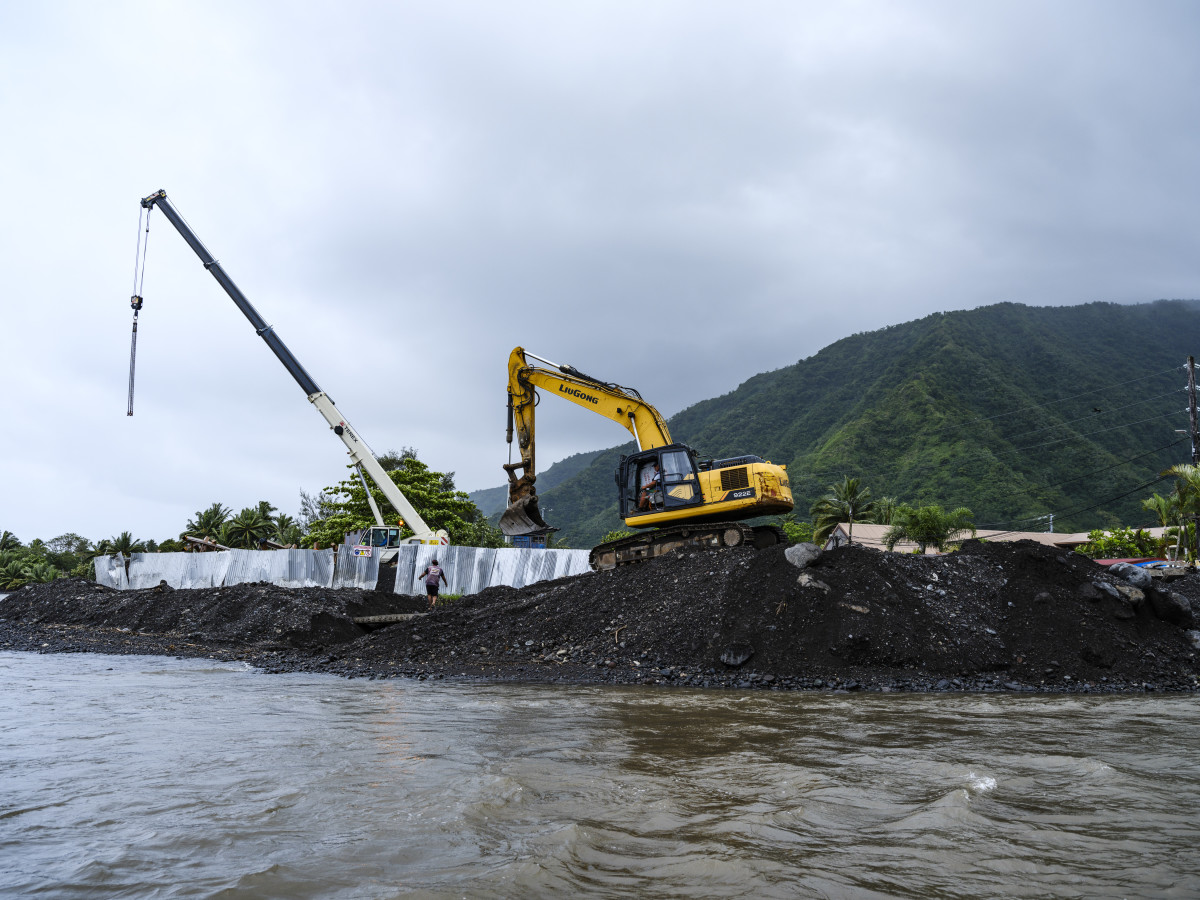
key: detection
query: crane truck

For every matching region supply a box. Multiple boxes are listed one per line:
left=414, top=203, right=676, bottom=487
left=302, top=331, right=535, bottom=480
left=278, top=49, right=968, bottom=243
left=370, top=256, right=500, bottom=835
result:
left=502, top=347, right=793, bottom=569
left=135, top=189, right=449, bottom=561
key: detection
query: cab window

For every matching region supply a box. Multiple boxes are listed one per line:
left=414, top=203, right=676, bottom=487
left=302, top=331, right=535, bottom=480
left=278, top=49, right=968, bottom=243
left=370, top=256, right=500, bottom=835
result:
left=660, top=449, right=699, bottom=507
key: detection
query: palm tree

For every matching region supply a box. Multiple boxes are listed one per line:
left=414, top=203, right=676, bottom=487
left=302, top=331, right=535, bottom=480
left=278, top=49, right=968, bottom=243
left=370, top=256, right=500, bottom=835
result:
left=1162, top=464, right=1200, bottom=562
left=103, top=531, right=147, bottom=559
left=186, top=503, right=232, bottom=540
left=871, top=496, right=901, bottom=526
left=1143, top=492, right=1182, bottom=559
left=21, top=561, right=62, bottom=584
left=224, top=508, right=273, bottom=549
left=0, top=559, right=27, bottom=589
left=272, top=513, right=304, bottom=547
left=0, top=530, right=20, bottom=551
left=811, top=476, right=877, bottom=545
left=883, top=505, right=976, bottom=553
left=1143, top=492, right=1176, bottom=527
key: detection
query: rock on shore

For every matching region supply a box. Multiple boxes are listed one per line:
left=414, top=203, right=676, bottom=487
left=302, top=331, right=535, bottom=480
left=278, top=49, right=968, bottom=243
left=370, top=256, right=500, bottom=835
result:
left=3, top=540, right=1198, bottom=692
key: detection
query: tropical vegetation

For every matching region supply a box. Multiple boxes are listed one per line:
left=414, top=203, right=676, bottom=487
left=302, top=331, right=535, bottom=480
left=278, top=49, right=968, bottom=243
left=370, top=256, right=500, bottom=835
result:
left=810, top=476, right=876, bottom=545
left=1, top=450, right=500, bottom=589
left=303, top=449, right=504, bottom=550
left=882, top=505, right=976, bottom=553
left=1077, top=527, right=1163, bottom=560
left=774, top=514, right=814, bottom=544
left=600, top=529, right=634, bottom=544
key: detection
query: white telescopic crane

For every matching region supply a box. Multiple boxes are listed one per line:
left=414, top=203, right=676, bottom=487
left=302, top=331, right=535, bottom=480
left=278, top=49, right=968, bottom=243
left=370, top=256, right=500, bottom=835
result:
left=136, top=189, right=449, bottom=554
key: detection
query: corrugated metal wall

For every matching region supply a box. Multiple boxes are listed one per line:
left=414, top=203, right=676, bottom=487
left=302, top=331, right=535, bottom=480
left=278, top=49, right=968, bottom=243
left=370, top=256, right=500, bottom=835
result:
left=95, top=546, right=592, bottom=595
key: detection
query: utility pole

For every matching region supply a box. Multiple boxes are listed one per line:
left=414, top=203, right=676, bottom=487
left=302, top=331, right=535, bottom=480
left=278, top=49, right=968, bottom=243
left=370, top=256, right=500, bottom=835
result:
left=1189, top=356, right=1199, bottom=466
left=1188, top=357, right=1198, bottom=566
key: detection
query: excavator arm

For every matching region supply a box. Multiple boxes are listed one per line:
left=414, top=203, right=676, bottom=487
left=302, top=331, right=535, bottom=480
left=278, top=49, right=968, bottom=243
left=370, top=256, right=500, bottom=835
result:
left=502, top=347, right=671, bottom=536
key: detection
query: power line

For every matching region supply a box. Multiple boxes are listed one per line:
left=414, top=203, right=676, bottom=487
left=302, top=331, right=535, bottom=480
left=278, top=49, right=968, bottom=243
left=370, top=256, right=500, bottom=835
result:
left=998, top=388, right=1183, bottom=442
left=977, top=437, right=1186, bottom=504
left=978, top=472, right=1171, bottom=531
left=963, top=366, right=1181, bottom=424
left=1008, top=410, right=1182, bottom=454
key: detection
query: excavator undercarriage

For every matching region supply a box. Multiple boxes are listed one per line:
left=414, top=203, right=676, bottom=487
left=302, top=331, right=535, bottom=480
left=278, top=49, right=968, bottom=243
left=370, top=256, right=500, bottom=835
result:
left=588, top=523, right=788, bottom=570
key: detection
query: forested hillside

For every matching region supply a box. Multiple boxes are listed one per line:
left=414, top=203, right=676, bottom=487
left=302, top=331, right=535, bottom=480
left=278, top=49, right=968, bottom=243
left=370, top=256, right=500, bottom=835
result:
left=469, top=448, right=605, bottom=518
left=487, top=301, right=1200, bottom=548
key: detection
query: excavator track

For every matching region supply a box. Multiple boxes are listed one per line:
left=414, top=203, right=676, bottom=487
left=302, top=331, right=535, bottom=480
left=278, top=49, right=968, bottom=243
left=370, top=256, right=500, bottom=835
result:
left=751, top=525, right=789, bottom=549
left=589, top=522, right=787, bottom=571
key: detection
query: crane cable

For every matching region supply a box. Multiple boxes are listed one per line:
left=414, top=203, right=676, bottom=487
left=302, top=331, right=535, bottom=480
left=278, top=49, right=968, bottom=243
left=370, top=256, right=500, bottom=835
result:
left=127, top=205, right=152, bottom=416
left=964, top=365, right=1183, bottom=424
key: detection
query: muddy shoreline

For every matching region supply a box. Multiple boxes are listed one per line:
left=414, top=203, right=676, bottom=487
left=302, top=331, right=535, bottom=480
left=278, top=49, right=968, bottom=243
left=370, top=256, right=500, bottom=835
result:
left=4, top=540, right=1200, bottom=694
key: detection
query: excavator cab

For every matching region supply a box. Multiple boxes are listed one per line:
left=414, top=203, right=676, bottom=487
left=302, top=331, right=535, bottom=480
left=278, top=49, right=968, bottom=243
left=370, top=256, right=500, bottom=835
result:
left=619, top=445, right=704, bottom=521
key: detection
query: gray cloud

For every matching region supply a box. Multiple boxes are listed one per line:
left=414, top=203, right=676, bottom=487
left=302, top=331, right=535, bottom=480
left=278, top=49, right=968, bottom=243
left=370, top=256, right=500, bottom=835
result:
left=2, top=1, right=1198, bottom=542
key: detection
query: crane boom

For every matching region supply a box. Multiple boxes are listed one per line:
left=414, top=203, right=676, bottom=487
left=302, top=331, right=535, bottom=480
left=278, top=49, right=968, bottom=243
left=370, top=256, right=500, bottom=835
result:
left=140, top=189, right=447, bottom=547
left=141, top=191, right=323, bottom=396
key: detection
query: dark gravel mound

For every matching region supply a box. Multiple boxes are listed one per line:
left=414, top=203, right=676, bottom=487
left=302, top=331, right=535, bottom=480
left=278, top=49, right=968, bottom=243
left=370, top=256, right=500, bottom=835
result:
left=0, top=578, right=422, bottom=650
left=3, top=541, right=1199, bottom=693
left=322, top=540, right=1199, bottom=691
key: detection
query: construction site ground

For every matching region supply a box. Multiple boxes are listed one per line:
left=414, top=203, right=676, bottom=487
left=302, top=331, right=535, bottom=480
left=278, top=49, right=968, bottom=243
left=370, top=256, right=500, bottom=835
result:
left=3, top=539, right=1199, bottom=693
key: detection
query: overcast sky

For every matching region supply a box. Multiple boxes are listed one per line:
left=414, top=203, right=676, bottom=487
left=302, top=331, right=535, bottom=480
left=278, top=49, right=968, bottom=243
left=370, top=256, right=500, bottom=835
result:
left=2, top=1, right=1199, bottom=543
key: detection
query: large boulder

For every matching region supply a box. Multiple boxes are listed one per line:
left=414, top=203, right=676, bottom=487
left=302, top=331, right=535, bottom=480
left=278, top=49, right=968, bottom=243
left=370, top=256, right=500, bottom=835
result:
left=1149, top=589, right=1195, bottom=628
left=1108, top=562, right=1154, bottom=590
left=1092, top=580, right=1141, bottom=620
left=1113, top=583, right=1145, bottom=606
left=785, top=543, right=822, bottom=570
left=720, top=644, right=754, bottom=667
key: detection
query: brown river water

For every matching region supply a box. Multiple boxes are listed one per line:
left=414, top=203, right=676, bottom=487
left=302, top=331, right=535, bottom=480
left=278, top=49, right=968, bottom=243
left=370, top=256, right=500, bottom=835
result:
left=2, top=651, right=1199, bottom=899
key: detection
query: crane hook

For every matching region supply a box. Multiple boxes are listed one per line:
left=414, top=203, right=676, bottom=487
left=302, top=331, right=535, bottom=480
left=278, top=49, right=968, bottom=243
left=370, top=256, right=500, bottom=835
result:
left=127, top=205, right=151, bottom=416
left=127, top=295, right=143, bottom=416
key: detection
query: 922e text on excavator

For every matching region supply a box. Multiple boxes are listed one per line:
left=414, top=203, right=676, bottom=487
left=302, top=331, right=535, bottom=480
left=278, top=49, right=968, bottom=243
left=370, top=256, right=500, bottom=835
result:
left=502, top=348, right=794, bottom=569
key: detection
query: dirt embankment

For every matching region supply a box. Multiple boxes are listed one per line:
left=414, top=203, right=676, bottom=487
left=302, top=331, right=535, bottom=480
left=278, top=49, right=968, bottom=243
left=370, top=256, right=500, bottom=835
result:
left=2, top=540, right=1198, bottom=692
left=0, top=581, right=422, bottom=659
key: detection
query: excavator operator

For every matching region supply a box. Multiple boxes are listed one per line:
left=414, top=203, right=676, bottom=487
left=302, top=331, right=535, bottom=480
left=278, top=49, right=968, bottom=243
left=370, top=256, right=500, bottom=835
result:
left=638, top=460, right=662, bottom=510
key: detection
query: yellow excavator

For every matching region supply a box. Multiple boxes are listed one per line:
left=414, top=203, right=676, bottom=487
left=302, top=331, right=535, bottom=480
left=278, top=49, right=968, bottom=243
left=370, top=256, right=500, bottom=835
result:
left=502, top=347, right=794, bottom=569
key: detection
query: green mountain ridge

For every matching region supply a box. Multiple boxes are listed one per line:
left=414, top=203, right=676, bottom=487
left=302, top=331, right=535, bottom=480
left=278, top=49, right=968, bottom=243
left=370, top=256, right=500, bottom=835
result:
left=481, top=300, right=1200, bottom=548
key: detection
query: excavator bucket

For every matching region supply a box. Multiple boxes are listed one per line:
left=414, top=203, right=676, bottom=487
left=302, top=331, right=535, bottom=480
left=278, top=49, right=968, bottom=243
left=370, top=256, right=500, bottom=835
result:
left=499, top=495, right=551, bottom=536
